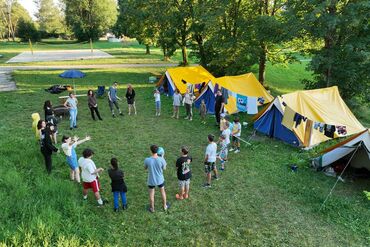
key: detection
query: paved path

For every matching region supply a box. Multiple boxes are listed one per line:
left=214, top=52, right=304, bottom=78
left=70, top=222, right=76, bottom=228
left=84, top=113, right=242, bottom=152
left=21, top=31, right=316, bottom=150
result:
left=0, top=63, right=178, bottom=92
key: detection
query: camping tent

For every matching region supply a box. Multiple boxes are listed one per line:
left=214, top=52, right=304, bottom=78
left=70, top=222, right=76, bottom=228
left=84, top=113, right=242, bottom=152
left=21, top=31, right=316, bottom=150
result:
left=313, top=129, right=370, bottom=171
left=194, top=83, right=216, bottom=114
left=254, top=86, right=366, bottom=147
left=194, top=73, right=273, bottom=114
left=157, top=65, right=215, bottom=96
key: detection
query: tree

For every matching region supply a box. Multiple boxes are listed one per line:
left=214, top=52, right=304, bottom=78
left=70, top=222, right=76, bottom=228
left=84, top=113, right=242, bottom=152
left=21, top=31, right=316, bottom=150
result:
left=287, top=0, right=370, bottom=101
left=62, top=0, right=117, bottom=41
left=34, top=0, right=64, bottom=37
left=16, top=18, right=40, bottom=42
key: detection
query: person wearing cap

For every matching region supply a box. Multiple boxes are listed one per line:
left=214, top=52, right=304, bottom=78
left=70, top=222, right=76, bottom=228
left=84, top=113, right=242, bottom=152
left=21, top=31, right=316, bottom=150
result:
left=144, top=145, right=169, bottom=212
left=175, top=146, right=192, bottom=200
left=78, top=148, right=105, bottom=206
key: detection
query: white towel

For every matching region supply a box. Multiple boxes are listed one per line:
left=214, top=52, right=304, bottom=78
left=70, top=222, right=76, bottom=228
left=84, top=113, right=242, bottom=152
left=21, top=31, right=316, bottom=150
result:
left=247, top=96, right=258, bottom=114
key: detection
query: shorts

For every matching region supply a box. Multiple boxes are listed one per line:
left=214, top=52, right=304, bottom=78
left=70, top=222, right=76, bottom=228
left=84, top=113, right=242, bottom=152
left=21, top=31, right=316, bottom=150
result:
left=66, top=155, right=78, bottom=170
left=204, top=162, right=216, bottom=174
left=148, top=182, right=165, bottom=189
left=155, top=101, right=161, bottom=109
left=83, top=179, right=100, bottom=193
left=178, top=179, right=190, bottom=187
left=232, top=136, right=240, bottom=143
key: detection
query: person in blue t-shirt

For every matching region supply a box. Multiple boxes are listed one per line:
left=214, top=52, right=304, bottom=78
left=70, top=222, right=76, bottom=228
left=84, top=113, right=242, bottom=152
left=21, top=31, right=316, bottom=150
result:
left=108, top=82, right=123, bottom=118
left=144, top=144, right=170, bottom=213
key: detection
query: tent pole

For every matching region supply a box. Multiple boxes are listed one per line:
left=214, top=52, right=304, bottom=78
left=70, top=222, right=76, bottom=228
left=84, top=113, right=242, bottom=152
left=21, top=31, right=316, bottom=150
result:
left=319, top=143, right=361, bottom=211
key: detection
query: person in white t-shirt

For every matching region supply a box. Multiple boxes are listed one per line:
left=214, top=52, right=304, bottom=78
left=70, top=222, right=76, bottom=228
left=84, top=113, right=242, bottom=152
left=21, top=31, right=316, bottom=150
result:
left=230, top=117, right=242, bottom=153
left=78, top=148, right=105, bottom=206
left=154, top=89, right=161, bottom=116
left=203, top=134, right=218, bottom=188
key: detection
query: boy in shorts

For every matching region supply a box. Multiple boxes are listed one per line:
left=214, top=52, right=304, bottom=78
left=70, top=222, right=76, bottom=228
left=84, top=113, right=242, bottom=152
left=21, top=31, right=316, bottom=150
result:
left=78, top=148, right=105, bottom=206
left=203, top=134, right=218, bottom=188
left=144, top=145, right=169, bottom=212
left=175, top=146, right=192, bottom=200
left=230, top=117, right=242, bottom=153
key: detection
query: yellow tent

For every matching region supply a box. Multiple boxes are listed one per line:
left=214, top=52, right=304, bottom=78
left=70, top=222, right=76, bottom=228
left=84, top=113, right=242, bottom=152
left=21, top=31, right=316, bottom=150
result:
left=164, top=65, right=215, bottom=95
left=213, top=73, right=274, bottom=114
left=254, top=86, right=366, bottom=147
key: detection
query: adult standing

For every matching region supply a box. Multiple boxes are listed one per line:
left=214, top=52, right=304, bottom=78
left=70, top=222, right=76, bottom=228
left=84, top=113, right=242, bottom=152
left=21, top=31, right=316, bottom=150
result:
left=144, top=144, right=170, bottom=213
left=43, top=100, right=58, bottom=144
left=64, top=92, right=78, bottom=130
left=183, top=89, right=195, bottom=121
left=108, top=82, right=123, bottom=118
left=215, top=90, right=225, bottom=126
left=38, top=120, right=58, bottom=174
left=125, top=84, right=137, bottom=115
left=87, top=90, right=103, bottom=121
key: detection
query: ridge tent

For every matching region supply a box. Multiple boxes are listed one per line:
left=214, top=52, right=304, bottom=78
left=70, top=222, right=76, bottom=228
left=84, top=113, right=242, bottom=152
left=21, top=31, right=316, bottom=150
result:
left=194, top=73, right=273, bottom=114
left=254, top=86, right=366, bottom=147
left=157, top=65, right=215, bottom=96
left=313, top=129, right=370, bottom=171
left=194, top=83, right=216, bottom=114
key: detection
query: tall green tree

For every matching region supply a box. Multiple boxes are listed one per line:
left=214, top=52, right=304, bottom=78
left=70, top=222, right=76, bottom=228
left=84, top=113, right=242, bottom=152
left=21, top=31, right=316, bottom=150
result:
left=287, top=0, right=370, bottom=100
left=63, top=0, right=117, bottom=41
left=16, top=18, right=40, bottom=42
left=34, top=0, right=64, bottom=36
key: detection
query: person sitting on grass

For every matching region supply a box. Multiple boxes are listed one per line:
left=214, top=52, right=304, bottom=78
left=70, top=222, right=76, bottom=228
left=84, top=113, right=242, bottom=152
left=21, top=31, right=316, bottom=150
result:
left=230, top=117, right=241, bottom=153
left=144, top=144, right=169, bottom=212
left=61, top=135, right=91, bottom=183
left=172, top=89, right=182, bottom=119
left=108, top=82, right=123, bottom=118
left=203, top=134, right=218, bottom=188
left=64, top=92, right=78, bottom=130
left=217, top=134, right=228, bottom=171
left=78, top=148, right=105, bottom=206
left=175, top=146, right=192, bottom=200
left=108, top=158, right=128, bottom=212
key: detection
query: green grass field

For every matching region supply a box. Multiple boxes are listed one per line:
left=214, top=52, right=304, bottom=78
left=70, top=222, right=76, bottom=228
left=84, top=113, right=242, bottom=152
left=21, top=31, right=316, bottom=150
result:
left=0, top=40, right=194, bottom=65
left=0, top=65, right=369, bottom=246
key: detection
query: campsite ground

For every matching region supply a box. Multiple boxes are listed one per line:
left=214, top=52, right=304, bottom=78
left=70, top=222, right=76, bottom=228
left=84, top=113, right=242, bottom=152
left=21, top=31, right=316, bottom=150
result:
left=0, top=42, right=369, bottom=246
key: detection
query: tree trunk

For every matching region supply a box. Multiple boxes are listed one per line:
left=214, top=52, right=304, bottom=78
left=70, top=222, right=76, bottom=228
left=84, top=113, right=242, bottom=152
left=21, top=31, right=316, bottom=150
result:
left=258, top=43, right=267, bottom=85
left=181, top=45, right=188, bottom=65
left=162, top=46, right=169, bottom=61
left=195, top=34, right=206, bottom=66
left=145, top=44, right=150, bottom=55
left=323, top=2, right=337, bottom=87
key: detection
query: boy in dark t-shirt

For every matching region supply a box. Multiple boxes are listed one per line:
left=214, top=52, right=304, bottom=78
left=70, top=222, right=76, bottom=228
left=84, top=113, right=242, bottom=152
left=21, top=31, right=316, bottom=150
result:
left=175, top=146, right=192, bottom=200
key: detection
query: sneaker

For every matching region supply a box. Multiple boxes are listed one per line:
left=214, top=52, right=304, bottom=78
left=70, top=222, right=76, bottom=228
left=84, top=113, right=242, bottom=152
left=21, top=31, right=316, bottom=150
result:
left=189, top=118, right=192, bottom=121
left=212, top=175, right=219, bottom=180
left=112, top=114, right=116, bottom=118
left=220, top=167, right=225, bottom=171
left=164, top=202, right=171, bottom=211
left=119, top=112, right=123, bottom=116
left=175, top=194, right=184, bottom=200
left=203, top=183, right=211, bottom=188
left=229, top=148, right=234, bottom=152
left=234, top=150, right=240, bottom=153
left=122, top=204, right=128, bottom=210
left=184, top=117, right=189, bottom=120
left=158, top=113, right=160, bottom=116
left=114, top=208, right=119, bottom=212
left=102, top=198, right=109, bottom=204
left=83, top=195, right=87, bottom=200
left=70, top=127, right=73, bottom=130
left=148, top=207, right=155, bottom=213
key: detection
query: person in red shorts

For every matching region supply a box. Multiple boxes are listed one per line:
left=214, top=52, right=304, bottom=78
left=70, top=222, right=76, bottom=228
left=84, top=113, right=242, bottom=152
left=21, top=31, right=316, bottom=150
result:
left=78, top=148, right=105, bottom=206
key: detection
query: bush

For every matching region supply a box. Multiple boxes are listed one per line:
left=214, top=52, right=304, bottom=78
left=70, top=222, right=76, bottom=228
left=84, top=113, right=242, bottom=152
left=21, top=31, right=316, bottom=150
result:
left=16, top=18, right=41, bottom=42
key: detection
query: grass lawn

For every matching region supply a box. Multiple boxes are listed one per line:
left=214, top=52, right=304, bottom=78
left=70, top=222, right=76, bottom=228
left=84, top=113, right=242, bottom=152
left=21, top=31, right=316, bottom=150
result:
left=0, top=40, right=196, bottom=65
left=0, top=68, right=369, bottom=246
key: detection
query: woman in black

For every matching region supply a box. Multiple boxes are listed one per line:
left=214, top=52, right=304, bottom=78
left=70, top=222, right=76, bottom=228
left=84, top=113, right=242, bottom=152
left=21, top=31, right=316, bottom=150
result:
left=215, top=90, right=225, bottom=125
left=125, top=84, right=136, bottom=115
left=38, top=120, right=58, bottom=174
left=43, top=100, right=58, bottom=144
left=108, top=158, right=128, bottom=212
left=87, top=89, right=103, bottom=120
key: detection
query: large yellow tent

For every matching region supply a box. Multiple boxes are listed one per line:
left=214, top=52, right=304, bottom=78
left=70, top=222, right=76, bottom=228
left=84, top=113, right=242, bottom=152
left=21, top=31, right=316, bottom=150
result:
left=158, top=65, right=215, bottom=95
left=213, top=73, right=274, bottom=114
left=254, top=86, right=366, bottom=147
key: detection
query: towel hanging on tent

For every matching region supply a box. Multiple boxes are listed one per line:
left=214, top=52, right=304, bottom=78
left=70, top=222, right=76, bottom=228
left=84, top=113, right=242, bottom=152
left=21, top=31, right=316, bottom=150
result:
left=247, top=96, right=258, bottom=114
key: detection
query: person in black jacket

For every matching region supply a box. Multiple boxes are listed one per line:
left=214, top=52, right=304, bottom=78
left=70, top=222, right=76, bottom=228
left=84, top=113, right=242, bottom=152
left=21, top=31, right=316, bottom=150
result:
left=39, top=121, right=58, bottom=174
left=87, top=90, right=103, bottom=121
left=108, top=158, right=128, bottom=212
left=125, top=84, right=137, bottom=115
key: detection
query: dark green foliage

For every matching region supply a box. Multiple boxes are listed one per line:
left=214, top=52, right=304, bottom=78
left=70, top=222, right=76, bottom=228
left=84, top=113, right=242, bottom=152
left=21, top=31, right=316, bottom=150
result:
left=16, top=18, right=41, bottom=42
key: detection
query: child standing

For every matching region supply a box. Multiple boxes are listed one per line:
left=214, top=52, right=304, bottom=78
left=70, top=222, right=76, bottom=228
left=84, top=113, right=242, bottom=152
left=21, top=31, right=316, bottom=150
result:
left=154, top=89, right=161, bottom=116
left=217, top=134, right=228, bottom=171
left=175, top=146, right=192, bottom=200
left=203, top=134, right=218, bottom=188
left=200, top=99, right=207, bottom=124
left=61, top=135, right=91, bottom=183
left=230, top=117, right=242, bottom=153
left=108, top=158, right=128, bottom=212
left=219, top=113, right=227, bottom=134
left=78, top=148, right=105, bottom=206
left=172, top=89, right=182, bottom=119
